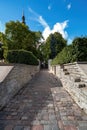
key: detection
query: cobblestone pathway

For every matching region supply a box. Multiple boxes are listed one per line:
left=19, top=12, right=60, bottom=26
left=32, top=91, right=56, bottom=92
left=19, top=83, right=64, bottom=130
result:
left=0, top=70, right=87, bottom=130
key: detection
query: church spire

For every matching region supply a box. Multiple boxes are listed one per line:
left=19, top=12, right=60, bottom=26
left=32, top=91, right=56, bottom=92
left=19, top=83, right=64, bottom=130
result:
left=22, top=11, right=26, bottom=24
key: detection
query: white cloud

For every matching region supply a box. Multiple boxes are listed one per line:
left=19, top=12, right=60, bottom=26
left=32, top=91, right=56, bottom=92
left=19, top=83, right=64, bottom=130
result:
left=67, top=38, right=73, bottom=44
left=67, top=3, right=71, bottom=10
left=38, top=16, right=48, bottom=28
left=28, top=7, right=69, bottom=40
left=29, top=7, right=38, bottom=17
left=42, top=27, right=51, bottom=40
left=29, top=7, right=48, bottom=28
left=43, top=20, right=69, bottom=40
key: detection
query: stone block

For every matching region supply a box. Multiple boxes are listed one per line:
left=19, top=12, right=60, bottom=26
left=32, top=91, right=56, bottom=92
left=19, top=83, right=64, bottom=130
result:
left=74, top=78, right=81, bottom=82
left=78, top=83, right=86, bottom=88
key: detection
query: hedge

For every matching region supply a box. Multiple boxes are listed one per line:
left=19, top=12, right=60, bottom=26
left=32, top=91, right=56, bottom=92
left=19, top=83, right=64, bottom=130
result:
left=6, top=50, right=39, bottom=65
left=51, top=45, right=73, bottom=65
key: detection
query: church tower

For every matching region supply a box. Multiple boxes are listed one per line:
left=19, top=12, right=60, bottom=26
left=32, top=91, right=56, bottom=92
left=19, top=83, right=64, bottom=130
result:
left=22, top=11, right=26, bottom=24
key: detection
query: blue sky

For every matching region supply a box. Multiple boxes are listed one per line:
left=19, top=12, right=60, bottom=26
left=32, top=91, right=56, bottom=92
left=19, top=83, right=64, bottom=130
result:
left=0, top=0, right=87, bottom=44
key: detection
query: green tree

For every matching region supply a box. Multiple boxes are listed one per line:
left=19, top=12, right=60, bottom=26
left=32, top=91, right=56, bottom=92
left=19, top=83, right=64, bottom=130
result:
left=52, top=36, right=87, bottom=65
left=5, top=21, right=32, bottom=50
left=43, top=32, right=67, bottom=60
left=4, top=21, right=43, bottom=60
left=54, top=32, right=67, bottom=54
left=72, top=37, right=87, bottom=61
left=0, top=32, right=6, bottom=43
left=5, top=21, right=43, bottom=51
left=39, top=42, right=50, bottom=62
left=34, top=31, right=44, bottom=48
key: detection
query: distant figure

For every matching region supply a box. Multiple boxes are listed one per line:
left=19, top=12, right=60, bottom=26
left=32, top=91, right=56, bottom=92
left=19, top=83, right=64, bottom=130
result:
left=41, top=61, right=48, bottom=69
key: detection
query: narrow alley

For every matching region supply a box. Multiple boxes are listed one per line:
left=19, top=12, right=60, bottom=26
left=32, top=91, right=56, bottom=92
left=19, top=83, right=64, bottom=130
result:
left=0, top=70, right=87, bottom=130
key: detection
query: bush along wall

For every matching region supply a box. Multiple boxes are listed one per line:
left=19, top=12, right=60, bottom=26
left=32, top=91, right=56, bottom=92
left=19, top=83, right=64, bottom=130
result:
left=6, top=50, right=39, bottom=65
left=52, top=45, right=73, bottom=65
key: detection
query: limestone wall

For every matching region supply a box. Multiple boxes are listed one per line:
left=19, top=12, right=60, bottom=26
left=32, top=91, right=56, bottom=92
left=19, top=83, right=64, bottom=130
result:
left=0, top=64, right=39, bottom=110
left=49, top=63, right=87, bottom=114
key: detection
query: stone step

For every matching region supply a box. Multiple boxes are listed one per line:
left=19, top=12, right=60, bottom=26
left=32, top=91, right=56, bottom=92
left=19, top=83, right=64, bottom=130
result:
left=65, top=67, right=78, bottom=70
left=72, top=70, right=84, bottom=74
left=70, top=73, right=82, bottom=77
left=81, top=79, right=87, bottom=83
left=68, top=69, right=81, bottom=73
left=66, top=65, right=78, bottom=68
left=70, top=76, right=81, bottom=82
left=80, top=76, right=87, bottom=79
left=69, top=71, right=81, bottom=74
left=68, top=68, right=79, bottom=71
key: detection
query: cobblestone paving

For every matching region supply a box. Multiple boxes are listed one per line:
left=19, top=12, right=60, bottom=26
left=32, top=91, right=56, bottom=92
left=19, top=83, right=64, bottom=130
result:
left=0, top=70, right=87, bottom=130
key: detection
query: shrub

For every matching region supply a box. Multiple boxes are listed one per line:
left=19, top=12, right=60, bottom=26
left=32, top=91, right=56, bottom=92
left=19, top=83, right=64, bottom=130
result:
left=52, top=45, right=73, bottom=65
left=6, top=50, right=39, bottom=65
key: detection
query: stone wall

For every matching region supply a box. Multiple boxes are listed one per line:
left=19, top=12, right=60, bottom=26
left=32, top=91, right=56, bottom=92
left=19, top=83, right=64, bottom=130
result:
left=49, top=62, right=87, bottom=114
left=0, top=64, right=39, bottom=110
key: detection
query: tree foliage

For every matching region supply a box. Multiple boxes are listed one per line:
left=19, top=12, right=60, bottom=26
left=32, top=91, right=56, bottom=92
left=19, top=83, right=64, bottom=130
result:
left=72, top=37, right=87, bottom=61
left=5, top=21, right=34, bottom=50
left=52, top=36, right=87, bottom=65
left=1, top=20, right=87, bottom=65
left=52, top=45, right=73, bottom=65
left=41, top=32, right=67, bottom=61
left=38, top=42, right=50, bottom=62
left=0, top=21, right=43, bottom=61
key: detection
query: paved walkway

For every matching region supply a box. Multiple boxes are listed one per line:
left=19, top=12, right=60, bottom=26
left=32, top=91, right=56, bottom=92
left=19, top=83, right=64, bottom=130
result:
left=0, top=70, right=87, bottom=130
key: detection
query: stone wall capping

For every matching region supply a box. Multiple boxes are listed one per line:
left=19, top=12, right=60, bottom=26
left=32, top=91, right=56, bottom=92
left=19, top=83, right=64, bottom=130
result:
left=63, top=62, right=77, bottom=66
left=77, top=61, right=87, bottom=64
left=64, top=61, right=87, bottom=66
left=70, top=73, right=81, bottom=78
